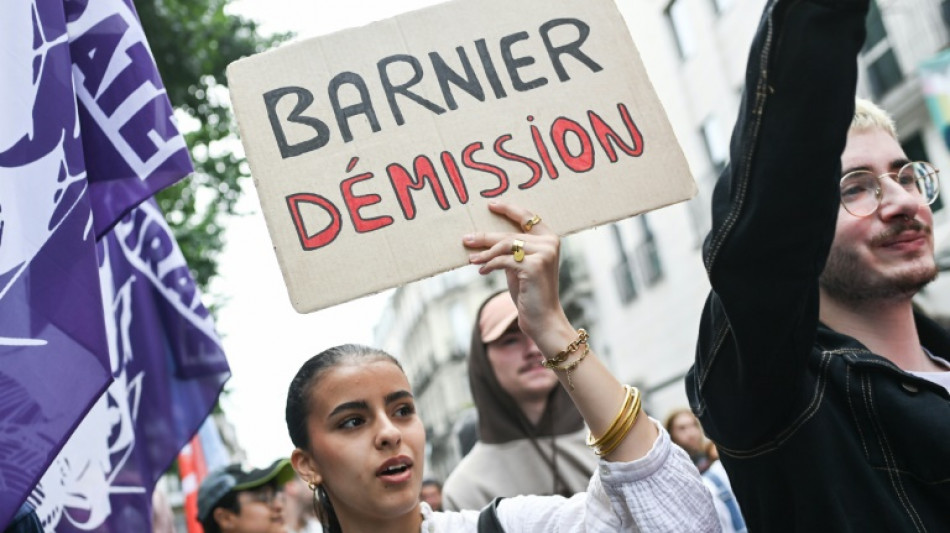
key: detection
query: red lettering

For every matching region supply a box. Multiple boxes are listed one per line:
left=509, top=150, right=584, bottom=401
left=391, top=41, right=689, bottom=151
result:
left=528, top=116, right=559, bottom=179
left=285, top=193, right=342, bottom=251
left=340, top=172, right=394, bottom=233
left=589, top=103, right=644, bottom=162
left=441, top=151, right=470, bottom=204
left=494, top=134, right=542, bottom=190
left=387, top=156, right=450, bottom=220
left=550, top=117, right=594, bottom=173
left=462, top=142, right=509, bottom=198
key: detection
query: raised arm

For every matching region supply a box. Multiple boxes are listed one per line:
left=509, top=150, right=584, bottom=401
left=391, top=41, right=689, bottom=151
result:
left=689, top=0, right=871, bottom=441
left=464, top=201, right=719, bottom=531
left=464, top=201, right=655, bottom=463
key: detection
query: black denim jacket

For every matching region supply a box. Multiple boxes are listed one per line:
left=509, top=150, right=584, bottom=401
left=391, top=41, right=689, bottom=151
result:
left=686, top=0, right=950, bottom=531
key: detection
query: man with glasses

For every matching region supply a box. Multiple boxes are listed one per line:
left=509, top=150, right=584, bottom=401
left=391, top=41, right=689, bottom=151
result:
left=687, top=0, right=949, bottom=530
left=197, top=458, right=295, bottom=533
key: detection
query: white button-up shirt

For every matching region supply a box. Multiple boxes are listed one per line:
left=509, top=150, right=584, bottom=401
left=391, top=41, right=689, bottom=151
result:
left=420, top=419, right=720, bottom=532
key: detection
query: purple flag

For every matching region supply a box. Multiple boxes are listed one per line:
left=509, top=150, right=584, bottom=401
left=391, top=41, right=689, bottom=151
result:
left=28, top=200, right=230, bottom=532
left=68, top=0, right=194, bottom=238
left=1, top=0, right=215, bottom=529
left=1, top=0, right=112, bottom=526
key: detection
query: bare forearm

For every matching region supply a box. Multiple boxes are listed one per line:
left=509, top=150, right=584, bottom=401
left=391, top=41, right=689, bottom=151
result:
left=534, top=317, right=658, bottom=463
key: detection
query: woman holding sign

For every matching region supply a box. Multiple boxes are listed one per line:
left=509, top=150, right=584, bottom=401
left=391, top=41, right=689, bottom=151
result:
left=285, top=201, right=717, bottom=532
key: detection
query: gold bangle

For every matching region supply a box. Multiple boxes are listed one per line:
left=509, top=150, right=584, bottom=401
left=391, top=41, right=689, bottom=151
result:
left=587, top=385, right=634, bottom=447
left=591, top=388, right=639, bottom=453
left=596, top=392, right=642, bottom=456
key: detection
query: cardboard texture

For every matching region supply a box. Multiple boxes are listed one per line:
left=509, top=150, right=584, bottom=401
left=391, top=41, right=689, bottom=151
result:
left=227, top=0, right=695, bottom=313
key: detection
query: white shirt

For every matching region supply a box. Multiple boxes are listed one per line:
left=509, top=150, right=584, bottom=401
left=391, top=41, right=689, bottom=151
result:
left=909, top=349, right=950, bottom=394
left=419, top=419, right=720, bottom=532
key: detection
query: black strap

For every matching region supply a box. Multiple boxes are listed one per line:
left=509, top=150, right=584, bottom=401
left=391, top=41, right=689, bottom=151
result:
left=477, top=497, right=505, bottom=533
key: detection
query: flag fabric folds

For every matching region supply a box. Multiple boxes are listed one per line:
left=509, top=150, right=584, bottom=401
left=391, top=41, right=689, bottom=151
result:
left=0, top=0, right=229, bottom=529
left=28, top=200, right=231, bottom=532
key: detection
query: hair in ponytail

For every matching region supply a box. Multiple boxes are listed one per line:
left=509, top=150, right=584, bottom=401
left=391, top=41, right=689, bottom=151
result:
left=287, top=344, right=404, bottom=533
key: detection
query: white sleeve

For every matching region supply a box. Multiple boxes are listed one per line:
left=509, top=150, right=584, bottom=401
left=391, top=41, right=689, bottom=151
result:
left=496, top=418, right=721, bottom=533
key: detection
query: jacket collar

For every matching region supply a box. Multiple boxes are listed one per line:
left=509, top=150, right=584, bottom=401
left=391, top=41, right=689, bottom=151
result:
left=817, top=310, right=950, bottom=384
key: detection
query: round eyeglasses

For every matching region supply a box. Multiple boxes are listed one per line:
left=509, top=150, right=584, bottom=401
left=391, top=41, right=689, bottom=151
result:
left=839, top=161, right=941, bottom=217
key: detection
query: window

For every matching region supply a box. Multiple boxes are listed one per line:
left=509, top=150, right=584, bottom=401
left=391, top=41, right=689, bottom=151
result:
left=634, top=217, right=663, bottom=286
left=701, top=115, right=729, bottom=174
left=449, top=301, right=470, bottom=356
left=666, top=0, right=695, bottom=60
left=611, top=225, right=638, bottom=304
left=687, top=115, right=730, bottom=244
left=862, top=1, right=902, bottom=99
left=611, top=217, right=665, bottom=305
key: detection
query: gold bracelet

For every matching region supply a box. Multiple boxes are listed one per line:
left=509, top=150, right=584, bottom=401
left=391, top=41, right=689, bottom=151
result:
left=587, top=386, right=642, bottom=456
left=587, top=385, right=634, bottom=447
left=596, top=392, right=642, bottom=456
left=560, top=344, right=590, bottom=390
left=595, top=395, right=640, bottom=456
left=589, top=387, right=639, bottom=452
left=542, top=328, right=588, bottom=368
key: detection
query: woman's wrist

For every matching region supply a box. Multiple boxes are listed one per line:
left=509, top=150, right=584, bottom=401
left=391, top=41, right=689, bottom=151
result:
left=533, top=317, right=582, bottom=360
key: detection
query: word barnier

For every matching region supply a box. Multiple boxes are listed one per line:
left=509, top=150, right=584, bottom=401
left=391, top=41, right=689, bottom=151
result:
left=265, top=17, right=603, bottom=158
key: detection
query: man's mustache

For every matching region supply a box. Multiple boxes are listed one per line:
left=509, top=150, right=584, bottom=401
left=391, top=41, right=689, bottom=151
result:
left=870, top=217, right=931, bottom=247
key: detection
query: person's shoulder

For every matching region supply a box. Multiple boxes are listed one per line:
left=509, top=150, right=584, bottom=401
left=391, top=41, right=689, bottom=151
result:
left=443, top=446, right=483, bottom=491
left=442, top=445, right=501, bottom=511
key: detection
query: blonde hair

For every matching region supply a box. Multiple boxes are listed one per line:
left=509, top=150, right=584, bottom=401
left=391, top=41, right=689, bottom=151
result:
left=851, top=98, right=897, bottom=138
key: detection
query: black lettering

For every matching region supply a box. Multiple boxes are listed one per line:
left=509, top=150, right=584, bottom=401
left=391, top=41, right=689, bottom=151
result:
left=475, top=39, right=508, bottom=99
left=539, top=18, right=603, bottom=82
left=329, top=72, right=381, bottom=143
left=264, top=87, right=331, bottom=159
left=378, top=54, right=446, bottom=125
left=430, top=47, right=485, bottom=110
left=500, top=32, right=547, bottom=92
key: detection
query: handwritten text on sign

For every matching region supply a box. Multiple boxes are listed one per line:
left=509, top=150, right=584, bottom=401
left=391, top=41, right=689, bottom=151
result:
left=228, top=0, right=693, bottom=312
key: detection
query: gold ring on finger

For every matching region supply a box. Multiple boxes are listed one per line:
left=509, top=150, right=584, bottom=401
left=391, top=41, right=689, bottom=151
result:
left=523, top=214, right=542, bottom=232
left=511, top=239, right=526, bottom=262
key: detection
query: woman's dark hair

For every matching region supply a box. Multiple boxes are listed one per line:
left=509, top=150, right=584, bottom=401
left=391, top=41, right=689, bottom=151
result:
left=285, top=344, right=403, bottom=533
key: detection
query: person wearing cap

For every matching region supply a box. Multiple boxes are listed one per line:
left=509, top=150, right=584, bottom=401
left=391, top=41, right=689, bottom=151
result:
left=441, top=290, right=598, bottom=511
left=197, top=458, right=295, bottom=533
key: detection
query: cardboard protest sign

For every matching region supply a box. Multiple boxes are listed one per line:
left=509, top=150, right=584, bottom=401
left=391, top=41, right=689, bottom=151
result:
left=227, top=0, right=694, bottom=313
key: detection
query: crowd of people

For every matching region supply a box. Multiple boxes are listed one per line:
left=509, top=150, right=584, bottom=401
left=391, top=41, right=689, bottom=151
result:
left=191, top=0, right=950, bottom=531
